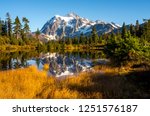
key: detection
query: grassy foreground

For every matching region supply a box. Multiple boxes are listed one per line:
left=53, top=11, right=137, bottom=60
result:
left=0, top=65, right=150, bottom=99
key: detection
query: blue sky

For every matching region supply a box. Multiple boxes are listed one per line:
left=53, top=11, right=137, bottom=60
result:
left=0, top=0, right=150, bottom=31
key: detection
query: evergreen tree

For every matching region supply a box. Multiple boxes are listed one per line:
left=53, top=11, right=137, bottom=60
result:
left=22, top=17, right=30, bottom=37
left=62, top=37, right=66, bottom=45
left=73, top=37, right=78, bottom=44
left=111, top=33, right=115, bottom=39
left=6, top=12, right=12, bottom=38
left=0, top=19, right=2, bottom=35
left=143, top=19, right=150, bottom=41
left=98, top=35, right=103, bottom=43
left=121, top=22, right=128, bottom=39
left=65, top=38, right=71, bottom=44
left=135, top=20, right=140, bottom=37
left=13, top=16, right=21, bottom=39
left=65, top=38, right=69, bottom=44
left=89, top=36, right=92, bottom=44
left=91, top=27, right=99, bottom=43
left=1, top=21, right=7, bottom=36
left=20, top=28, right=25, bottom=41
left=138, top=25, right=144, bottom=38
left=129, top=24, right=135, bottom=36
left=35, top=28, right=40, bottom=40
left=79, top=33, right=85, bottom=44
left=85, top=36, right=89, bottom=44
left=68, top=38, right=72, bottom=44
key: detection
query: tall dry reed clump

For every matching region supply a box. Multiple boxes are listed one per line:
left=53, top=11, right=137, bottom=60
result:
left=0, top=66, right=48, bottom=98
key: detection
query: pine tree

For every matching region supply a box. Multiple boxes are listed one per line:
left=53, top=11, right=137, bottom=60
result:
left=79, top=33, right=85, bottom=44
left=98, top=35, right=103, bottom=43
left=0, top=19, right=2, bottom=35
left=89, top=37, right=92, bottom=44
left=135, top=20, right=140, bottom=37
left=6, top=12, right=12, bottom=38
left=85, top=36, right=89, bottom=44
left=91, top=27, right=99, bottom=44
left=35, top=28, right=40, bottom=40
left=129, top=24, right=135, bottom=36
left=62, top=37, right=66, bottom=45
left=1, top=21, right=7, bottom=36
left=73, top=37, right=78, bottom=44
left=68, top=38, right=72, bottom=44
left=138, top=25, right=144, bottom=38
left=22, top=17, right=30, bottom=38
left=121, top=22, right=128, bottom=39
left=143, top=19, right=150, bottom=41
left=13, top=16, right=21, bottom=39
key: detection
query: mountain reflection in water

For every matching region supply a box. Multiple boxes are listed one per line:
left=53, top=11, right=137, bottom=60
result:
left=39, top=53, right=93, bottom=77
left=0, top=51, right=109, bottom=77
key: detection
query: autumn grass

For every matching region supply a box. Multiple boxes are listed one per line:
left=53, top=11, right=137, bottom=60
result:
left=0, top=45, right=36, bottom=52
left=36, top=72, right=102, bottom=99
left=0, top=64, right=150, bottom=99
left=64, top=44, right=104, bottom=51
left=0, top=66, right=47, bottom=98
left=43, top=63, right=49, bottom=71
left=0, top=66, right=102, bottom=99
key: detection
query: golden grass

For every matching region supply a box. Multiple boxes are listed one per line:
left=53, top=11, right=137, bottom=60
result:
left=0, top=66, right=47, bottom=98
left=0, top=45, right=36, bottom=52
left=35, top=72, right=102, bottom=99
left=0, top=66, right=102, bottom=99
left=93, top=65, right=131, bottom=76
left=43, top=64, right=49, bottom=71
left=0, top=65, right=149, bottom=99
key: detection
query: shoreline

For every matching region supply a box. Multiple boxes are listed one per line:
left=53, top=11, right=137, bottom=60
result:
left=0, top=45, right=36, bottom=52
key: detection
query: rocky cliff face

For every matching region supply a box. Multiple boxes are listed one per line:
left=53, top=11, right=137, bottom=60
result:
left=40, top=13, right=121, bottom=40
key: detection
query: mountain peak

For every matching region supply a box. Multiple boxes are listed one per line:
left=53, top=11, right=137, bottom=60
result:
left=95, top=20, right=106, bottom=24
left=66, top=12, right=79, bottom=18
left=41, top=13, right=121, bottom=40
left=54, top=15, right=61, bottom=18
left=54, top=13, right=79, bottom=19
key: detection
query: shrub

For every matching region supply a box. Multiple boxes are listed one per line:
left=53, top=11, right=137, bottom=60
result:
left=105, top=36, right=142, bottom=65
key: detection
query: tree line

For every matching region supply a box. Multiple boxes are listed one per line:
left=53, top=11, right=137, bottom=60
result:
left=105, top=19, right=150, bottom=65
left=0, top=12, right=40, bottom=46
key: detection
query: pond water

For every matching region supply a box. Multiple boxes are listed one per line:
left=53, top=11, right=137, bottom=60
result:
left=0, top=51, right=108, bottom=77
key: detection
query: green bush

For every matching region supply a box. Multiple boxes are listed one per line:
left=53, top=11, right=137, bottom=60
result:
left=105, top=36, right=142, bottom=65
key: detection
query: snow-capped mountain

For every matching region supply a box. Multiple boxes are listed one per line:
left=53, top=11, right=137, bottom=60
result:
left=40, top=13, right=121, bottom=40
